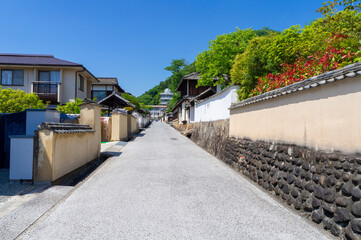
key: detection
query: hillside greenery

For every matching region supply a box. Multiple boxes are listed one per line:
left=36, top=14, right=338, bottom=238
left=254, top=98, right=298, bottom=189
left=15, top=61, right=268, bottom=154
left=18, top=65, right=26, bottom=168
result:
left=137, top=59, right=195, bottom=108
left=138, top=0, right=361, bottom=113
left=195, top=0, right=361, bottom=100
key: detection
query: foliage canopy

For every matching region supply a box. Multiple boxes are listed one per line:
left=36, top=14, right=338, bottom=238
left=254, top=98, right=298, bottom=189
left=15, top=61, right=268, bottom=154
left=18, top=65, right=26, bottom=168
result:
left=0, top=87, right=48, bottom=113
left=56, top=98, right=83, bottom=114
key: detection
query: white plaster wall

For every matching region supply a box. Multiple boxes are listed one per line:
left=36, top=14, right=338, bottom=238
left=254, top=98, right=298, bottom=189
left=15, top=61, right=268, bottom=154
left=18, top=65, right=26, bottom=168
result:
left=190, top=106, right=195, bottom=123
left=195, top=85, right=239, bottom=122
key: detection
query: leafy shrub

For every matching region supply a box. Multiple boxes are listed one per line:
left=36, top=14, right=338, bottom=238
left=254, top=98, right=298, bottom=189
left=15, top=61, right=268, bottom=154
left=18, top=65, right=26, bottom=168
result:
left=0, top=86, right=48, bottom=113
left=56, top=98, right=83, bottom=114
left=250, top=35, right=360, bottom=96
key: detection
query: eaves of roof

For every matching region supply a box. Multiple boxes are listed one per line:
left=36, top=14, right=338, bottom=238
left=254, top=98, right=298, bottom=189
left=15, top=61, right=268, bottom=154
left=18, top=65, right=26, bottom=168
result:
left=175, top=72, right=200, bottom=92
left=230, top=62, right=361, bottom=109
left=98, top=92, right=135, bottom=109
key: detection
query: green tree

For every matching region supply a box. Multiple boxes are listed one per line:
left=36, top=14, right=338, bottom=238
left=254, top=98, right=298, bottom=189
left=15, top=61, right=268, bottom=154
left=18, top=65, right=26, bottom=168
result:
left=0, top=87, right=48, bottom=113
left=167, top=92, right=181, bottom=112
left=195, top=28, right=257, bottom=87
left=137, top=59, right=196, bottom=107
left=122, top=93, right=141, bottom=111
left=164, top=59, right=187, bottom=73
left=230, top=7, right=361, bottom=99
left=56, top=98, right=83, bottom=114
left=254, top=27, right=279, bottom=36
left=317, top=0, right=361, bottom=16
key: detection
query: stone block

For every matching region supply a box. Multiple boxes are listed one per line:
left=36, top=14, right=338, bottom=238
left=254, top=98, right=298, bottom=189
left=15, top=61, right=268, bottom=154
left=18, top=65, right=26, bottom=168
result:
left=351, top=202, right=361, bottom=217
left=323, top=189, right=336, bottom=203
left=335, top=196, right=351, bottom=207
left=334, top=208, right=351, bottom=223
left=312, top=210, right=324, bottom=223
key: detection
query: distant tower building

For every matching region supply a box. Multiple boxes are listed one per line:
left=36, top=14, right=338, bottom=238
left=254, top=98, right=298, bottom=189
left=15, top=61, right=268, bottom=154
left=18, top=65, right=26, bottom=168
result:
left=160, top=88, right=173, bottom=105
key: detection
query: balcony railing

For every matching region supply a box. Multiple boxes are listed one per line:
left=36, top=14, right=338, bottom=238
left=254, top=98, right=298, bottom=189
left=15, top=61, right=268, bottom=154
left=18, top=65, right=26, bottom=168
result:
left=32, top=82, right=61, bottom=104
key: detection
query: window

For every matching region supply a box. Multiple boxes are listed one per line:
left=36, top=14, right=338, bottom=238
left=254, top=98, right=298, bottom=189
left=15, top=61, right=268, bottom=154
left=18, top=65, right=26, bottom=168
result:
left=92, top=91, right=107, bottom=101
left=78, top=75, right=84, bottom=91
left=91, top=85, right=114, bottom=101
left=1, top=70, right=24, bottom=86
left=39, top=71, right=60, bottom=82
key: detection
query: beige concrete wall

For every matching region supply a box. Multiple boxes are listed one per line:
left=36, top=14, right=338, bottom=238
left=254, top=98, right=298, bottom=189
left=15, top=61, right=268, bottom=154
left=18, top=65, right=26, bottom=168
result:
left=230, top=75, right=361, bottom=153
left=80, top=104, right=101, bottom=156
left=34, top=130, right=54, bottom=182
left=130, top=115, right=138, bottom=134
left=34, top=130, right=97, bottom=182
left=34, top=104, right=101, bottom=182
left=111, top=112, right=128, bottom=141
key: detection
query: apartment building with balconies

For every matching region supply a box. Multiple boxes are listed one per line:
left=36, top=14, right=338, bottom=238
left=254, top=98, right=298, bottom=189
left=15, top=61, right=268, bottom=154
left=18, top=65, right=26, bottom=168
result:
left=0, top=54, right=99, bottom=107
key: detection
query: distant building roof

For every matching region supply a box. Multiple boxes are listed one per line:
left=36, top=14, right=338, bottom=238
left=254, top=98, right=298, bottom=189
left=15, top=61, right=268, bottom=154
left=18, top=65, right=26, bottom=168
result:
left=0, top=53, right=99, bottom=82
left=183, top=72, right=201, bottom=80
left=160, top=88, right=173, bottom=95
left=93, top=77, right=125, bottom=92
left=0, top=54, right=82, bottom=67
left=175, top=72, right=201, bottom=92
left=149, top=105, right=167, bottom=108
left=190, top=87, right=216, bottom=103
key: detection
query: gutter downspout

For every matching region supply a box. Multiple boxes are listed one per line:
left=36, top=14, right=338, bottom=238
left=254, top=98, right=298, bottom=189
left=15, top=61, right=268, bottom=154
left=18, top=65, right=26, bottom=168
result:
left=75, top=68, right=85, bottom=99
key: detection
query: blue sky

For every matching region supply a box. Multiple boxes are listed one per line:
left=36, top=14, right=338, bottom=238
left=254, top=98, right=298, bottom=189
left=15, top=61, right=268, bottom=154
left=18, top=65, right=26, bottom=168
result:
left=0, top=0, right=326, bottom=97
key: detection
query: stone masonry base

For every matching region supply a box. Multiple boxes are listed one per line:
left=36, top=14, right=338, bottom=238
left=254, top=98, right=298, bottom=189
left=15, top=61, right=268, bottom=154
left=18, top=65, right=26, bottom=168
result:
left=222, top=137, right=361, bottom=239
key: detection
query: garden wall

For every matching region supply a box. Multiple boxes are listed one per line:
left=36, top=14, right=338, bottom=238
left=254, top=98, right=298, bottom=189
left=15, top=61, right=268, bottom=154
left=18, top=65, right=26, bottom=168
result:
left=222, top=138, right=361, bottom=239
left=34, top=104, right=101, bottom=182
left=230, top=68, right=361, bottom=154
left=111, top=110, right=128, bottom=141
left=224, top=64, right=361, bottom=238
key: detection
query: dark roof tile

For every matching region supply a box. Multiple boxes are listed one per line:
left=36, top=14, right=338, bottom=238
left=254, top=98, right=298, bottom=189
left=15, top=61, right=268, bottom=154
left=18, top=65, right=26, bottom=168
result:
left=0, top=54, right=81, bottom=66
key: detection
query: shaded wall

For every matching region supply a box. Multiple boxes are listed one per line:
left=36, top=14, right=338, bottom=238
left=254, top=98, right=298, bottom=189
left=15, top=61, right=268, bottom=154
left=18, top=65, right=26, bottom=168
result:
left=129, top=114, right=139, bottom=134
left=191, top=120, right=229, bottom=159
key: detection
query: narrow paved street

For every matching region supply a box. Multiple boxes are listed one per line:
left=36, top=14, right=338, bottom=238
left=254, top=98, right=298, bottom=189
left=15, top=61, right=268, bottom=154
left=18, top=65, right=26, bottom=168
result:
left=19, top=122, right=331, bottom=240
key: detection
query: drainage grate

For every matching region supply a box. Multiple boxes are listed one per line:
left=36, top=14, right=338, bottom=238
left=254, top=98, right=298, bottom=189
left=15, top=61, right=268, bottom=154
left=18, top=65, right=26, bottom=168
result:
left=170, top=138, right=178, bottom=140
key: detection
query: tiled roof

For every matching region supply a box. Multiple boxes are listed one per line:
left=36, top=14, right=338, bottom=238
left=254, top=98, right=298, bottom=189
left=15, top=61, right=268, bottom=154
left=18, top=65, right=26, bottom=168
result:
left=230, top=62, right=361, bottom=109
left=38, top=122, right=94, bottom=134
left=112, top=108, right=128, bottom=116
left=183, top=72, right=201, bottom=80
left=94, top=77, right=125, bottom=92
left=190, top=87, right=216, bottom=102
left=94, top=77, right=118, bottom=85
left=97, top=92, right=135, bottom=108
left=0, top=54, right=82, bottom=66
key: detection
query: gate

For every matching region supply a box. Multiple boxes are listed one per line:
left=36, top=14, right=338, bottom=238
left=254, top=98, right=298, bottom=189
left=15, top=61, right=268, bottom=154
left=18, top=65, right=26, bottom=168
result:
left=0, top=112, right=26, bottom=168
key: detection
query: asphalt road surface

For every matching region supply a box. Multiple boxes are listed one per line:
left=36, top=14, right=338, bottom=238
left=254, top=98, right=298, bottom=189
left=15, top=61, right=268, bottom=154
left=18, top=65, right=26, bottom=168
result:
left=19, top=122, right=331, bottom=240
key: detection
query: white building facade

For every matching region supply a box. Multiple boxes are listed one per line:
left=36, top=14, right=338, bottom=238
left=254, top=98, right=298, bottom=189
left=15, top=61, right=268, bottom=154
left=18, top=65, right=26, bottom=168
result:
left=160, top=88, right=173, bottom=105
left=194, top=85, right=240, bottom=122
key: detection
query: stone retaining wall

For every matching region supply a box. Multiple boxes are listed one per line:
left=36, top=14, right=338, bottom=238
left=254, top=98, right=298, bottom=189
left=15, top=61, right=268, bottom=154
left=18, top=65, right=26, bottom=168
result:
left=191, top=120, right=229, bottom=159
left=222, top=137, right=361, bottom=239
